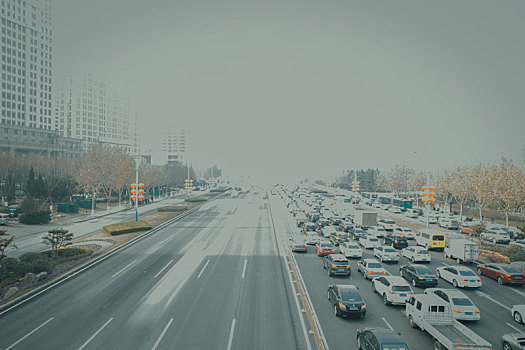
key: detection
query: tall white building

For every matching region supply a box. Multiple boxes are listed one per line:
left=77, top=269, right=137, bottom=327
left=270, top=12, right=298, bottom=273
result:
left=54, top=73, right=138, bottom=155
left=1, top=0, right=53, bottom=129
left=161, top=128, right=186, bottom=165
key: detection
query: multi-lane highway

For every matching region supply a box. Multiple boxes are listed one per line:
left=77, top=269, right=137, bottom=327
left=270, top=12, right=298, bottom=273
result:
left=1, top=190, right=524, bottom=350
left=0, top=193, right=308, bottom=350
left=271, top=193, right=525, bottom=350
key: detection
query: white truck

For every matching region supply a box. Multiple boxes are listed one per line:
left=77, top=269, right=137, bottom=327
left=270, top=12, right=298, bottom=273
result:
left=405, top=294, right=492, bottom=350
left=354, top=211, right=377, bottom=229
left=444, top=239, right=480, bottom=264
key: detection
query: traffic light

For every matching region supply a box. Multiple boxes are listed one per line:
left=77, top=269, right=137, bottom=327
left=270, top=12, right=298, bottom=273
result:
left=421, top=186, right=436, bottom=204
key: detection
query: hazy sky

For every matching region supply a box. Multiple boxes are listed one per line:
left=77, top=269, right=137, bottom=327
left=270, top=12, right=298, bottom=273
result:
left=52, top=0, right=525, bottom=183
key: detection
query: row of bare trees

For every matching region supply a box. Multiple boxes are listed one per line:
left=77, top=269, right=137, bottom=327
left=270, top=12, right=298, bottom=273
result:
left=384, top=157, right=525, bottom=227
left=1, top=145, right=205, bottom=212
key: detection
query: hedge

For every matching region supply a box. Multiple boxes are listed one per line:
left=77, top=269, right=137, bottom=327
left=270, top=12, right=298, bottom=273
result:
left=103, top=220, right=152, bottom=236
left=0, top=248, right=91, bottom=291
left=19, top=210, right=51, bottom=224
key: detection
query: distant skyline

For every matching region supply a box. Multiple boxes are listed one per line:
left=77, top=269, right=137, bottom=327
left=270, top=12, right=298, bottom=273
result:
left=52, top=0, right=525, bottom=183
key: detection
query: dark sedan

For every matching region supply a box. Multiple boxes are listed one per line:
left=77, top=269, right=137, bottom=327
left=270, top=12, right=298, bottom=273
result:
left=399, top=264, right=438, bottom=287
left=477, top=263, right=525, bottom=285
left=356, top=328, right=409, bottom=350
left=383, top=234, right=408, bottom=249
left=328, top=284, right=366, bottom=318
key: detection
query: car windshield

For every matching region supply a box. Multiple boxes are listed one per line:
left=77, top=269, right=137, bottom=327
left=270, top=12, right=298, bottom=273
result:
left=432, top=235, right=445, bottom=241
left=348, top=245, right=360, bottom=249
left=320, top=243, right=333, bottom=248
left=501, top=266, right=521, bottom=273
left=452, top=297, right=473, bottom=306
left=385, top=248, right=397, bottom=253
left=377, top=228, right=386, bottom=231
left=383, top=220, right=395, bottom=224
left=355, top=229, right=365, bottom=233
left=369, top=238, right=378, bottom=242
left=417, top=250, right=429, bottom=254
left=459, top=270, right=475, bottom=276
left=392, top=286, right=411, bottom=292
left=340, top=290, right=362, bottom=302
left=368, top=263, right=382, bottom=268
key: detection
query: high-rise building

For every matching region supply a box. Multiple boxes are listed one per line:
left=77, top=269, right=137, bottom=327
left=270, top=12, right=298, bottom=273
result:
left=54, top=73, right=138, bottom=155
left=1, top=0, right=53, bottom=129
left=0, top=1, right=82, bottom=159
left=161, top=128, right=186, bottom=165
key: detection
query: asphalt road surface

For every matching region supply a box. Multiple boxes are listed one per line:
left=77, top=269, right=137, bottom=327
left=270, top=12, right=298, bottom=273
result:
left=0, top=193, right=308, bottom=350
left=271, top=194, right=525, bottom=350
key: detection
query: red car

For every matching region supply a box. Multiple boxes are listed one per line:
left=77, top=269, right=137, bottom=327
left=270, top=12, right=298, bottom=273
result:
left=476, top=263, right=525, bottom=285
left=316, top=242, right=335, bottom=257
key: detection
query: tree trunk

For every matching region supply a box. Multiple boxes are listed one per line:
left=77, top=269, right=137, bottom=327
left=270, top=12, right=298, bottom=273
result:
left=459, top=203, right=463, bottom=221
left=505, top=208, right=509, bottom=228
left=478, top=207, right=483, bottom=222
left=91, top=190, right=95, bottom=215
left=118, top=187, right=122, bottom=206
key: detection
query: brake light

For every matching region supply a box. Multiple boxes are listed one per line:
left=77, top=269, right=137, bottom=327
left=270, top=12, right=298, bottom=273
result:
left=453, top=310, right=463, bottom=313
left=474, top=310, right=480, bottom=314
left=395, top=240, right=398, bottom=243
left=383, top=254, right=388, bottom=257
left=331, top=264, right=337, bottom=268
left=368, top=270, right=374, bottom=274
left=477, top=279, right=481, bottom=282
left=361, top=304, right=367, bottom=309
left=461, top=279, right=468, bottom=282
left=346, top=265, right=350, bottom=268
left=396, top=254, right=399, bottom=257
left=418, top=277, right=424, bottom=280
left=338, top=303, right=346, bottom=309
left=381, top=271, right=386, bottom=274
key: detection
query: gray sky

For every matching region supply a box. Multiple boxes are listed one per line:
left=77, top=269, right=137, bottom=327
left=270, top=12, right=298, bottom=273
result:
left=53, top=0, right=525, bottom=183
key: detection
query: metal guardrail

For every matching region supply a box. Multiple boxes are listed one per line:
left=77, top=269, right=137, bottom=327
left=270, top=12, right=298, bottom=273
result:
left=287, top=249, right=330, bottom=350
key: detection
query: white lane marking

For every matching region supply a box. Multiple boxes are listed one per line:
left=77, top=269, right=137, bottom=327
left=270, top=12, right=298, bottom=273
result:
left=154, top=260, right=174, bottom=279
left=151, top=318, right=174, bottom=350
left=475, top=291, right=511, bottom=311
left=382, top=317, right=394, bottom=331
left=78, top=317, right=114, bottom=350
left=441, top=262, right=449, bottom=266
left=509, top=288, right=525, bottom=298
left=507, top=322, right=522, bottom=332
left=6, top=317, right=54, bottom=350
left=112, top=260, right=137, bottom=278
left=241, top=259, right=248, bottom=279
left=197, top=259, right=210, bottom=279
left=226, top=318, right=236, bottom=350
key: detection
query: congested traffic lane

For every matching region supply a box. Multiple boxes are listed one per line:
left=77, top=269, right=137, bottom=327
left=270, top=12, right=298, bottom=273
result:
left=272, top=197, right=525, bottom=350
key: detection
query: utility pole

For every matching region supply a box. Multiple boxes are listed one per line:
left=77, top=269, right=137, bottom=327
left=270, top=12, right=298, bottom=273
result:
left=135, top=160, right=139, bottom=222
left=421, top=173, right=436, bottom=229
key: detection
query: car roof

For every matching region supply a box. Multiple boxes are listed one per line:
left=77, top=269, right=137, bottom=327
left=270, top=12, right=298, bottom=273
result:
left=330, top=254, right=347, bottom=260
left=336, top=284, right=358, bottom=291
left=430, top=288, right=466, bottom=297
left=363, top=258, right=380, bottom=263
left=365, top=328, right=404, bottom=343
left=384, top=276, right=409, bottom=285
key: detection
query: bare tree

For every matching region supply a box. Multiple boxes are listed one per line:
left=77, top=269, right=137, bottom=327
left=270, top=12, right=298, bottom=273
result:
left=77, top=145, right=109, bottom=214
left=470, top=163, right=495, bottom=222
left=387, top=163, right=414, bottom=201
left=408, top=171, right=427, bottom=207
left=447, top=166, right=472, bottom=220
left=42, top=228, right=73, bottom=257
left=493, top=157, right=525, bottom=227
left=0, top=229, right=17, bottom=273
left=436, top=170, right=453, bottom=212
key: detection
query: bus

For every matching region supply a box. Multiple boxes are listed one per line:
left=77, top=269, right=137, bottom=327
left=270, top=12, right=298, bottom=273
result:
left=378, top=196, right=413, bottom=211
